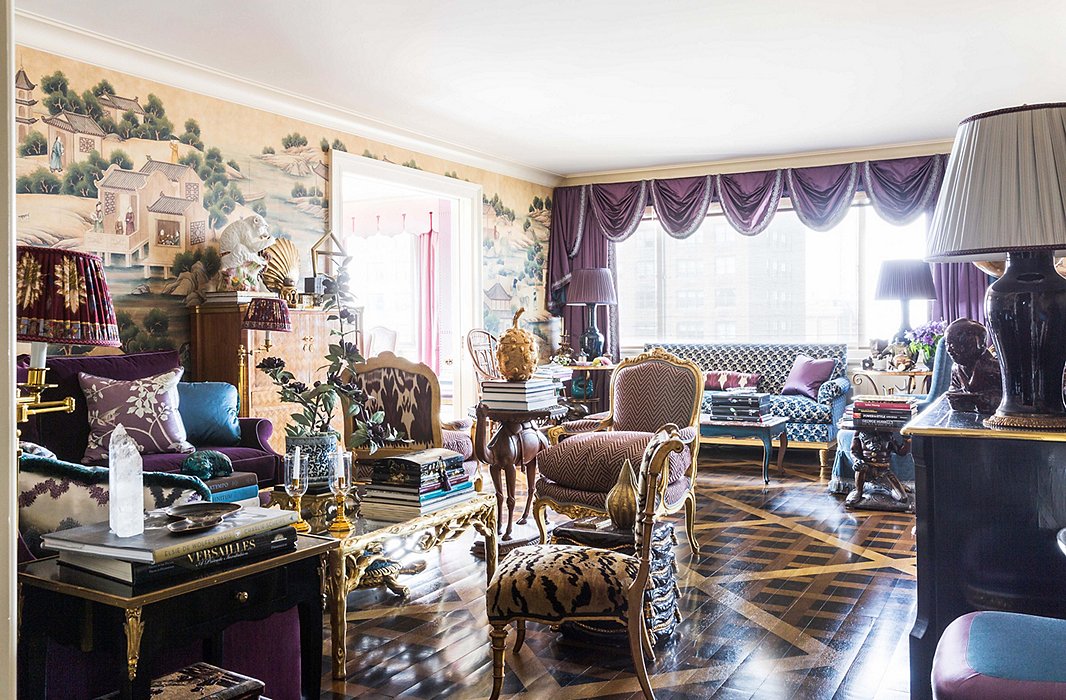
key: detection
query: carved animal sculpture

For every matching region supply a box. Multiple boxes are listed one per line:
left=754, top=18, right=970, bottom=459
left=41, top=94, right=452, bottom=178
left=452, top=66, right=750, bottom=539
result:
left=219, top=215, right=274, bottom=270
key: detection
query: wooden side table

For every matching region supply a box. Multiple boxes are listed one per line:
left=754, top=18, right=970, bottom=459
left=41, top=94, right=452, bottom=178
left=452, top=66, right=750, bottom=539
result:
left=699, top=415, right=789, bottom=484
left=17, top=535, right=336, bottom=700
left=474, top=403, right=568, bottom=539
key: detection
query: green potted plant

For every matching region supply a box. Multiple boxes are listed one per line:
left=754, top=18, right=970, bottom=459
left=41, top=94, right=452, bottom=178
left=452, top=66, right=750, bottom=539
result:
left=256, top=264, right=401, bottom=490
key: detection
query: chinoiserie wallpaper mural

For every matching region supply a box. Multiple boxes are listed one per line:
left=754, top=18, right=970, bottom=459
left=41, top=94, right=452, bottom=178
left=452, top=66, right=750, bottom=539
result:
left=13, top=47, right=553, bottom=368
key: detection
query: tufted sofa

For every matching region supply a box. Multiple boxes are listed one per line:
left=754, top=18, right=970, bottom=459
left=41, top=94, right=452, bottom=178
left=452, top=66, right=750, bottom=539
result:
left=646, top=343, right=850, bottom=465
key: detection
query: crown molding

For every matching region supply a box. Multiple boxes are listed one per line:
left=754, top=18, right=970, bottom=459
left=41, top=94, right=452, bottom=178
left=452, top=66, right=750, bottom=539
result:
left=561, top=139, right=956, bottom=186
left=13, top=10, right=563, bottom=188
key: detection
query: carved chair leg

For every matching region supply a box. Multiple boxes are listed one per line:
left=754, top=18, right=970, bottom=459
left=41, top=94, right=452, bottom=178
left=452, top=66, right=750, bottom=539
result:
left=489, top=623, right=508, bottom=700
left=640, top=618, right=656, bottom=664
left=627, top=613, right=655, bottom=700
left=514, top=619, right=526, bottom=652
left=533, top=501, right=549, bottom=545
left=683, top=495, right=700, bottom=555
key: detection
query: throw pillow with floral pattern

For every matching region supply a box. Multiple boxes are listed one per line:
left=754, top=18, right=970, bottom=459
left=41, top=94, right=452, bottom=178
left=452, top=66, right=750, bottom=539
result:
left=79, top=368, right=194, bottom=463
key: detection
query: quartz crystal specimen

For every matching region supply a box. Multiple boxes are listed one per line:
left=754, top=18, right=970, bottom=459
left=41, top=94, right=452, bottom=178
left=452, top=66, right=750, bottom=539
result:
left=109, top=424, right=145, bottom=537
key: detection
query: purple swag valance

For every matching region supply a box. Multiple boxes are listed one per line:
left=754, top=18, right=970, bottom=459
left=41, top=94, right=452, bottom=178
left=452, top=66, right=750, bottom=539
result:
left=544, top=153, right=977, bottom=346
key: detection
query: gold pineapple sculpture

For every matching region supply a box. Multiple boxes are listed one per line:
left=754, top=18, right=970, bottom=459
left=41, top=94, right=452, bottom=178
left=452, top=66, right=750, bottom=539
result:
left=497, top=308, right=538, bottom=381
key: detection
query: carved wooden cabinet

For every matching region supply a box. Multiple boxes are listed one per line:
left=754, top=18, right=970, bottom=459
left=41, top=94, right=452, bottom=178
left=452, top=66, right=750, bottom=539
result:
left=190, top=304, right=342, bottom=453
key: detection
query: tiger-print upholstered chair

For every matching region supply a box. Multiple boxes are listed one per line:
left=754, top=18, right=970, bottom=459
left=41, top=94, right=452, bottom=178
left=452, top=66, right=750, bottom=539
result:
left=344, top=351, right=478, bottom=482
left=532, top=348, right=703, bottom=552
left=486, top=424, right=687, bottom=700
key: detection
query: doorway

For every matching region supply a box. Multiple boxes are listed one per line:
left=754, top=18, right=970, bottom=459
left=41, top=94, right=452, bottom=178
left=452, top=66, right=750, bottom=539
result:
left=329, top=151, right=482, bottom=417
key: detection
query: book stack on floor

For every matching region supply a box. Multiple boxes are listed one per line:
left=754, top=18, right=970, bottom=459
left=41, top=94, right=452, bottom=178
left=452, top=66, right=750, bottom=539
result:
left=480, top=378, right=557, bottom=411
left=42, top=506, right=298, bottom=588
left=851, top=395, right=918, bottom=430
left=706, top=391, right=772, bottom=422
left=361, top=447, right=474, bottom=522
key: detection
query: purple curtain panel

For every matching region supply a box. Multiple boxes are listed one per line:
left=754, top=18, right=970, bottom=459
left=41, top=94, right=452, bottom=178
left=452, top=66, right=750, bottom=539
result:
left=588, top=180, right=648, bottom=242
left=785, top=163, right=860, bottom=232
left=715, top=170, right=783, bottom=235
left=546, top=184, right=589, bottom=314
left=862, top=155, right=945, bottom=225
left=650, top=175, right=714, bottom=239
left=932, top=262, right=990, bottom=324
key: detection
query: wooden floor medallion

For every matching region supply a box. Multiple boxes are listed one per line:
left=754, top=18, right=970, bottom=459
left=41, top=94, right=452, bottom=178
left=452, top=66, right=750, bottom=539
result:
left=321, top=447, right=915, bottom=699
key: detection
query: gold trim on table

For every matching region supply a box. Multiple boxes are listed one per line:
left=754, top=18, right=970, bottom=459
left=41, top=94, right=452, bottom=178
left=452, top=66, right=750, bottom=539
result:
left=326, top=492, right=498, bottom=679
left=902, top=395, right=1066, bottom=443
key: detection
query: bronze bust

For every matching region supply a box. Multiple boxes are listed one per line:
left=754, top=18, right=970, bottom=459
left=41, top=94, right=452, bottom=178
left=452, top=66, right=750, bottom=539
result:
left=944, top=318, right=1002, bottom=413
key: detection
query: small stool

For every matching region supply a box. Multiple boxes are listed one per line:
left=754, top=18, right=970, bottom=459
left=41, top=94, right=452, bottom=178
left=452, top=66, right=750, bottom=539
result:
left=932, top=611, right=1066, bottom=699
left=95, top=662, right=264, bottom=699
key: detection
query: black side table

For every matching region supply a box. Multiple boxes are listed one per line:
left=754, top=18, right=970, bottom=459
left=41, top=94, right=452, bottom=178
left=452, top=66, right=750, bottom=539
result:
left=551, top=520, right=680, bottom=645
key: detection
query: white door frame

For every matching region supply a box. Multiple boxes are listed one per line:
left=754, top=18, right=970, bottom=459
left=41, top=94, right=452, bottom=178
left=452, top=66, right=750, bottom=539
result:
left=329, top=150, right=483, bottom=418
left=3, top=0, right=20, bottom=694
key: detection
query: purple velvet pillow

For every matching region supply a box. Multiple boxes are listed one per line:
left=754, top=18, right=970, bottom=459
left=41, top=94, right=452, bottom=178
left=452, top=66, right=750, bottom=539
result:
left=79, top=367, right=194, bottom=463
left=781, top=355, right=836, bottom=400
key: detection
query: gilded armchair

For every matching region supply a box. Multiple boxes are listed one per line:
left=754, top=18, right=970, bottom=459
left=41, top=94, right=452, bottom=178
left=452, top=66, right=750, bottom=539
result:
left=487, top=424, right=687, bottom=700
left=344, top=351, right=477, bottom=481
left=533, top=348, right=703, bottom=552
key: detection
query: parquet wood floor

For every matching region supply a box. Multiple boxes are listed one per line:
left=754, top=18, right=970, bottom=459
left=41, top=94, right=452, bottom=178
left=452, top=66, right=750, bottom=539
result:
left=321, top=447, right=916, bottom=700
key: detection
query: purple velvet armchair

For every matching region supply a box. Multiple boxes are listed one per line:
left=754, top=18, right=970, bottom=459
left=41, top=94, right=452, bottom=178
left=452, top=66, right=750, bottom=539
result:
left=18, top=350, right=282, bottom=487
left=533, top=348, right=704, bottom=551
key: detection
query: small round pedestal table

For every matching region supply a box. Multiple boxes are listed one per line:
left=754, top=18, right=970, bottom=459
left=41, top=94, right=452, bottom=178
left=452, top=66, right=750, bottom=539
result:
left=474, top=403, right=567, bottom=540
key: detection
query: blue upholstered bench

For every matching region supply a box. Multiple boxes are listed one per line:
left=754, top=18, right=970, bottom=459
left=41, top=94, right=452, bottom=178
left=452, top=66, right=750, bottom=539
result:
left=932, top=611, right=1066, bottom=699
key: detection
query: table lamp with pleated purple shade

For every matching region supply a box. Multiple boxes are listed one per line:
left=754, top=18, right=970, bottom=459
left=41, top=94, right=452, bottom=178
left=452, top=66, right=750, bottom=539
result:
left=16, top=246, right=121, bottom=422
left=875, top=259, right=937, bottom=343
left=565, top=267, right=617, bottom=359
left=927, top=102, right=1066, bottom=429
left=242, top=297, right=292, bottom=352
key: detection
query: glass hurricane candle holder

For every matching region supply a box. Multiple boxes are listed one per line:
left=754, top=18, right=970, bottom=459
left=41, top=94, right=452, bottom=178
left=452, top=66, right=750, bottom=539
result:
left=284, top=449, right=311, bottom=533
left=328, top=450, right=354, bottom=534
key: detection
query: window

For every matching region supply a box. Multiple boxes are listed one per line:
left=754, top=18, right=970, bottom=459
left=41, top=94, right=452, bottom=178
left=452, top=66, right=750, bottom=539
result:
left=615, top=199, right=928, bottom=352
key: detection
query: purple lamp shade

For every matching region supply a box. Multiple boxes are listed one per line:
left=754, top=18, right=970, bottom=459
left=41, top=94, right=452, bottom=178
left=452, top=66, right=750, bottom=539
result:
left=16, top=246, right=121, bottom=347
left=566, top=268, right=617, bottom=306
left=875, top=259, right=937, bottom=301
left=242, top=297, right=292, bottom=332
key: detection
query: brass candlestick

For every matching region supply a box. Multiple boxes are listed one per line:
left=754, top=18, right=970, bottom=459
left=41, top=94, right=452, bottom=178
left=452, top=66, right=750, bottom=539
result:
left=290, top=491, right=310, bottom=533
left=328, top=480, right=352, bottom=534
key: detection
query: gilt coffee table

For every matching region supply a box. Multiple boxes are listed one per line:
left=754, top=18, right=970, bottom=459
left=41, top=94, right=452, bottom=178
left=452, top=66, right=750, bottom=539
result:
left=319, top=491, right=498, bottom=679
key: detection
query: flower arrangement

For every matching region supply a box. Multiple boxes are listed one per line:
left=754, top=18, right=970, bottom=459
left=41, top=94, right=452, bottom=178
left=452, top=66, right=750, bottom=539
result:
left=255, top=265, right=401, bottom=453
left=905, top=319, right=947, bottom=364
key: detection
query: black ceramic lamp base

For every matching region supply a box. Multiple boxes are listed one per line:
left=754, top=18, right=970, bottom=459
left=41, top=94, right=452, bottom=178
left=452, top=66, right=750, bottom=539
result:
left=984, top=250, right=1066, bottom=430
left=580, top=303, right=604, bottom=359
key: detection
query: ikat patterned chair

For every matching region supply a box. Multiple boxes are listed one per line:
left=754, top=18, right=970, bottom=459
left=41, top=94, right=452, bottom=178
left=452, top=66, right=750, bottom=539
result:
left=487, top=425, right=687, bottom=700
left=532, top=348, right=703, bottom=552
left=345, top=351, right=478, bottom=482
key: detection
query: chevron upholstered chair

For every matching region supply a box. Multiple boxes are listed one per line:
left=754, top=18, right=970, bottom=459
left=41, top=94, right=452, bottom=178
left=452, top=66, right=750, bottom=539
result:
left=488, top=425, right=687, bottom=700
left=532, top=348, right=703, bottom=552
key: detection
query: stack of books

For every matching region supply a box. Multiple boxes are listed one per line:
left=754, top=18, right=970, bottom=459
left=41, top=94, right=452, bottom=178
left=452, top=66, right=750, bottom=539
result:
left=851, top=395, right=918, bottom=429
left=480, top=378, right=557, bottom=411
left=361, top=447, right=475, bottom=521
left=204, top=471, right=260, bottom=506
left=41, top=506, right=299, bottom=588
left=707, top=391, right=772, bottom=422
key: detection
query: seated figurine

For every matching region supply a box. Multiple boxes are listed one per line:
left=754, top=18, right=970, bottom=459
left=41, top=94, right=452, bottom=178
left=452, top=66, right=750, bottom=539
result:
left=943, top=318, right=1002, bottom=413
left=845, top=428, right=914, bottom=512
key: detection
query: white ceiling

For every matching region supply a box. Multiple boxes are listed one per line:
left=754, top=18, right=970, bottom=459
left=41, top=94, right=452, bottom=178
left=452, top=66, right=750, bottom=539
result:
left=14, top=0, right=1066, bottom=179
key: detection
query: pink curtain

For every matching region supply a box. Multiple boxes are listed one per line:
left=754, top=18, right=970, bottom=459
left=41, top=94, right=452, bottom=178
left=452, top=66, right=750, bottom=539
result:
left=418, top=215, right=439, bottom=373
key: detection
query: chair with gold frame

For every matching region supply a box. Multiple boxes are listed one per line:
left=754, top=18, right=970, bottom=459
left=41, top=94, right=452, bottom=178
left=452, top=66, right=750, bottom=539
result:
left=343, top=351, right=477, bottom=480
left=532, top=348, right=703, bottom=552
left=486, top=424, right=687, bottom=700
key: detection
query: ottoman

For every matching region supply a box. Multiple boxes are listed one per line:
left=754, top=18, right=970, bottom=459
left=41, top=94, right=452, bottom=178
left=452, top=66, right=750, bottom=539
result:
left=932, top=611, right=1066, bottom=699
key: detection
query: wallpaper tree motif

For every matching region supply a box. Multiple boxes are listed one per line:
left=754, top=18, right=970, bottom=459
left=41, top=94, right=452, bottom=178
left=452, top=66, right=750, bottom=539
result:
left=14, top=48, right=554, bottom=368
